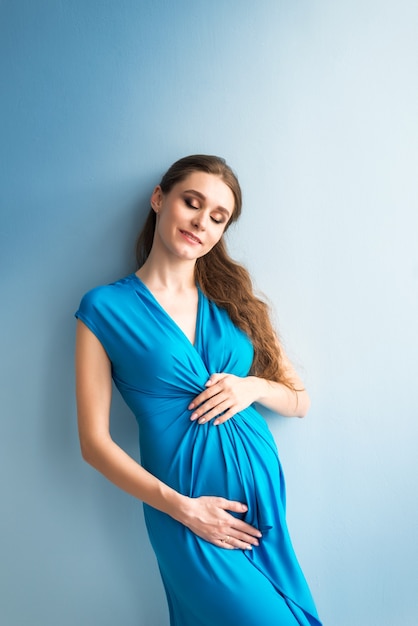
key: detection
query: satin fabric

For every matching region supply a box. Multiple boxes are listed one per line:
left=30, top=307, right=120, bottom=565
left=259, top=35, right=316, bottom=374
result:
left=76, top=273, right=322, bottom=626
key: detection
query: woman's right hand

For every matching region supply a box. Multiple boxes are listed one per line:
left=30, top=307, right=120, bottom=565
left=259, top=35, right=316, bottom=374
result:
left=178, top=496, right=262, bottom=550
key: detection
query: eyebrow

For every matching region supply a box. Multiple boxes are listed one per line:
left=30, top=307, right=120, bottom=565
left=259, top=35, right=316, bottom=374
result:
left=183, top=189, right=232, bottom=217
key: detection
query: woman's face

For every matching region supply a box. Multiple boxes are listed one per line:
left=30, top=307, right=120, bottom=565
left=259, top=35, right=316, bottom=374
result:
left=150, top=171, right=235, bottom=262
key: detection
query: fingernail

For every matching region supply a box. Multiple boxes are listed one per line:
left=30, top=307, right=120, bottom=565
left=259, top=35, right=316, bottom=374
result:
left=247, top=545, right=252, bottom=550
left=213, top=420, right=219, bottom=426
left=198, top=418, right=205, bottom=425
left=190, top=412, right=198, bottom=420
left=189, top=403, right=195, bottom=409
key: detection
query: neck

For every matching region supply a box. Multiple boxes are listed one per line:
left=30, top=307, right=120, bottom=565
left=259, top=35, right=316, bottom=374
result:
left=136, top=250, right=197, bottom=292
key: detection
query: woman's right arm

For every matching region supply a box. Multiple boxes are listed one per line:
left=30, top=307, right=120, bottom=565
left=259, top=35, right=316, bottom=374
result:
left=75, top=320, right=261, bottom=550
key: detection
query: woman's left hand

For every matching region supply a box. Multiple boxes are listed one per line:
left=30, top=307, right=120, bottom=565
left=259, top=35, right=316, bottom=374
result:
left=189, top=373, right=260, bottom=426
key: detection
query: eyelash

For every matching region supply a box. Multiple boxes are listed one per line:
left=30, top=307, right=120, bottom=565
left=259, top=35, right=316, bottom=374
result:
left=184, top=199, right=223, bottom=224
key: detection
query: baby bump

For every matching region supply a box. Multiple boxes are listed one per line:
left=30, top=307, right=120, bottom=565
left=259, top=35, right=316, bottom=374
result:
left=139, top=405, right=284, bottom=533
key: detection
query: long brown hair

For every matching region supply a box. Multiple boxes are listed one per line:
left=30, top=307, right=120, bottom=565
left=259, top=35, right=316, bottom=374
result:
left=136, top=154, right=295, bottom=388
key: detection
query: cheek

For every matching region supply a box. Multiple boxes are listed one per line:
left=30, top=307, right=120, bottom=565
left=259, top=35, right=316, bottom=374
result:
left=208, top=226, right=226, bottom=247
left=155, top=214, right=174, bottom=242
left=217, top=222, right=229, bottom=238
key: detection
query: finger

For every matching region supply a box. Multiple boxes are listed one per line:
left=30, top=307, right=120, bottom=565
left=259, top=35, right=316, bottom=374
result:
left=188, top=386, right=223, bottom=411
left=205, top=372, right=227, bottom=387
left=188, top=391, right=209, bottom=411
left=217, top=499, right=248, bottom=514
left=219, top=508, right=262, bottom=538
left=213, top=408, right=236, bottom=426
left=218, top=500, right=262, bottom=538
left=194, top=394, right=229, bottom=420
left=231, top=519, right=262, bottom=539
left=190, top=394, right=225, bottom=421
left=217, top=532, right=258, bottom=550
left=217, top=538, right=253, bottom=550
left=189, top=391, right=227, bottom=419
left=226, top=537, right=257, bottom=550
left=197, top=400, right=232, bottom=424
left=190, top=374, right=235, bottom=411
left=229, top=529, right=260, bottom=547
left=216, top=539, right=235, bottom=550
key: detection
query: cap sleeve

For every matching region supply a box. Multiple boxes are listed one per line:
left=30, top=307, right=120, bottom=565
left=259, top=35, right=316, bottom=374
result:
left=75, top=286, right=111, bottom=354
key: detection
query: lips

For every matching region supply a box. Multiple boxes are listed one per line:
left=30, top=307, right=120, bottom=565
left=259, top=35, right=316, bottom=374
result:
left=179, top=230, right=202, bottom=244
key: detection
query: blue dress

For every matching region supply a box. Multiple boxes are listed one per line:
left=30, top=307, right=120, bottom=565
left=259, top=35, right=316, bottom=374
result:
left=76, top=273, right=322, bottom=626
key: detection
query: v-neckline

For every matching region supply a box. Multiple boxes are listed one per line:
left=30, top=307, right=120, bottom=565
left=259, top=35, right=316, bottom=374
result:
left=131, top=273, right=202, bottom=348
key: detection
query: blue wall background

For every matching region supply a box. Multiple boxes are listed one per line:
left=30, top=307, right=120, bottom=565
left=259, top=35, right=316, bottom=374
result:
left=1, top=1, right=417, bottom=624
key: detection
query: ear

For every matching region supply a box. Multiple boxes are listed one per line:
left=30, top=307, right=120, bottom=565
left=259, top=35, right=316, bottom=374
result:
left=150, top=185, right=163, bottom=213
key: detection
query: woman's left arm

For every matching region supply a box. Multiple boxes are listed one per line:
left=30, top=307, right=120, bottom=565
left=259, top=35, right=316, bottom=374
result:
left=189, top=350, right=310, bottom=425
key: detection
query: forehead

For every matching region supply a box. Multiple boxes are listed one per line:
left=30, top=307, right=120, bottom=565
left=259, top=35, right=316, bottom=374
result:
left=173, top=172, right=235, bottom=212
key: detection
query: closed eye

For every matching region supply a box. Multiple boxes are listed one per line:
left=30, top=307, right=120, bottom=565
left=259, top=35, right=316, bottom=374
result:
left=184, top=197, right=225, bottom=225
left=184, top=198, right=199, bottom=210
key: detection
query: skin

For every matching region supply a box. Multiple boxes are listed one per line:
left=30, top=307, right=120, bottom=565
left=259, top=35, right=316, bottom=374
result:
left=76, top=171, right=310, bottom=552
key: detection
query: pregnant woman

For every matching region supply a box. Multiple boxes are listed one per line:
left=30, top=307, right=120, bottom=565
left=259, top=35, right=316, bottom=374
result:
left=75, top=154, right=322, bottom=625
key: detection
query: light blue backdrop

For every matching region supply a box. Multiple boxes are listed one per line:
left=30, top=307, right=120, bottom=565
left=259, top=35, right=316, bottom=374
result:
left=1, top=1, right=417, bottom=624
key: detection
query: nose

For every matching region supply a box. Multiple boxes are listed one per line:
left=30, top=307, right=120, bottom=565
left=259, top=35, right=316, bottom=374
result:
left=191, top=210, right=208, bottom=230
